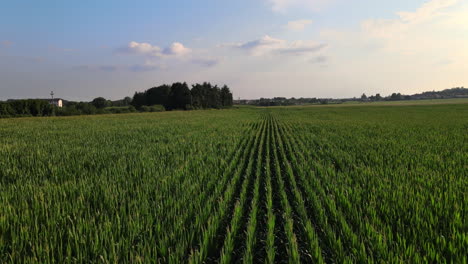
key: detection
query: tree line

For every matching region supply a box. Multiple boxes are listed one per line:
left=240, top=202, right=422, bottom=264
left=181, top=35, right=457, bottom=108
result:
left=0, top=99, right=56, bottom=118
left=237, top=87, right=468, bottom=106
left=0, top=82, right=233, bottom=118
left=132, top=82, right=233, bottom=110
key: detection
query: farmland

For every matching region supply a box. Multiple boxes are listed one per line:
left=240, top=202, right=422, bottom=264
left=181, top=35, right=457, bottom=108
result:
left=0, top=103, right=467, bottom=263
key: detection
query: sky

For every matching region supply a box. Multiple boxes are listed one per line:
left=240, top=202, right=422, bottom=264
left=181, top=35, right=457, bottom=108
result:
left=0, top=0, right=467, bottom=101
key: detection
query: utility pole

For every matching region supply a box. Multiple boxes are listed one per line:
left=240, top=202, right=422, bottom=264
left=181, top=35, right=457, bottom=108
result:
left=50, top=91, right=54, bottom=100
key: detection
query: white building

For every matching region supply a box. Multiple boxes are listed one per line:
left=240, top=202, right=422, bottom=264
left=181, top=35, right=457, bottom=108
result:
left=48, top=98, right=63, bottom=108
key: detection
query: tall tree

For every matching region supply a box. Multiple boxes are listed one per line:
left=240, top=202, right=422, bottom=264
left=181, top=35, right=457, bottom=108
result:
left=122, top=97, right=132, bottom=106
left=131, top=92, right=147, bottom=109
left=169, top=82, right=192, bottom=110
left=146, top=85, right=172, bottom=107
left=202, top=83, right=221, bottom=109
left=191, top=83, right=208, bottom=109
left=91, top=97, right=109, bottom=109
left=220, top=85, right=233, bottom=107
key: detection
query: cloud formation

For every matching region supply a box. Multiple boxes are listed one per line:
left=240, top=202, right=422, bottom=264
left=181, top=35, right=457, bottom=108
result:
left=233, top=35, right=326, bottom=56
left=286, top=19, right=313, bottom=31
left=163, top=42, right=191, bottom=56
left=277, top=41, right=327, bottom=55
left=238, top=35, right=286, bottom=56
left=119, top=41, right=191, bottom=58
left=397, top=0, right=459, bottom=23
left=362, top=0, right=460, bottom=39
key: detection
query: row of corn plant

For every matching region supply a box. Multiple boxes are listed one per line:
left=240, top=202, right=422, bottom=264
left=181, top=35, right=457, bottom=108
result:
left=160, top=121, right=258, bottom=262
left=241, top=115, right=268, bottom=264
left=264, top=115, right=276, bottom=264
left=218, top=117, right=267, bottom=263
left=189, top=116, right=266, bottom=264
left=270, top=115, right=325, bottom=263
left=277, top=118, right=369, bottom=262
left=270, top=104, right=467, bottom=262
left=268, top=115, right=301, bottom=263
left=282, top=116, right=394, bottom=261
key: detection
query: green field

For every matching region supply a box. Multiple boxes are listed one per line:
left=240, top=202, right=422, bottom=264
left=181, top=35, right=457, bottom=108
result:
left=0, top=103, right=467, bottom=263
left=340, top=98, right=468, bottom=106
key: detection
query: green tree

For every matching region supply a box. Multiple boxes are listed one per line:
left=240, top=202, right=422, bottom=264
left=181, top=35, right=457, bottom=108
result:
left=146, top=85, right=172, bottom=108
left=131, top=92, right=147, bottom=109
left=169, top=82, right=192, bottom=110
left=123, top=97, right=132, bottom=106
left=0, top=102, right=15, bottom=117
left=220, top=85, right=233, bottom=107
left=91, top=97, right=109, bottom=109
left=390, top=93, right=402, bottom=101
left=191, top=83, right=208, bottom=109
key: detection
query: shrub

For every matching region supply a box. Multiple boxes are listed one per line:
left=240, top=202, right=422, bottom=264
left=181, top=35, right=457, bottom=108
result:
left=149, top=105, right=165, bottom=112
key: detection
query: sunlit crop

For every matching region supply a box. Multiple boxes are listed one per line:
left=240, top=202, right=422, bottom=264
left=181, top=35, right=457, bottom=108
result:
left=1, top=104, right=466, bottom=263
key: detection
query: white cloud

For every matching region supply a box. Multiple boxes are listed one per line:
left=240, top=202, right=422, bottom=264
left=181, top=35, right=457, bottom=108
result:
left=163, top=42, right=192, bottom=57
left=268, top=0, right=332, bottom=12
left=119, top=41, right=162, bottom=57
left=238, top=35, right=286, bottom=56
left=277, top=41, right=327, bottom=55
left=116, top=41, right=205, bottom=71
left=233, top=35, right=326, bottom=56
left=286, top=19, right=313, bottom=31
left=120, top=41, right=191, bottom=58
left=397, top=0, right=459, bottom=23
left=316, top=0, right=468, bottom=96
left=362, top=0, right=460, bottom=39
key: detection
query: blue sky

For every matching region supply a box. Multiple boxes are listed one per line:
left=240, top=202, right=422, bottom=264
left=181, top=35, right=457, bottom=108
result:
left=1, top=0, right=467, bottom=100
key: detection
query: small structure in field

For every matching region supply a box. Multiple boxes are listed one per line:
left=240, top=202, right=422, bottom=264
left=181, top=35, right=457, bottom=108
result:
left=48, top=98, right=63, bottom=108
left=48, top=91, right=63, bottom=108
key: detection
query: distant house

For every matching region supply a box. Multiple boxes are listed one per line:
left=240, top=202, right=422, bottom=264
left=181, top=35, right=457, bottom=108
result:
left=48, top=98, right=63, bottom=108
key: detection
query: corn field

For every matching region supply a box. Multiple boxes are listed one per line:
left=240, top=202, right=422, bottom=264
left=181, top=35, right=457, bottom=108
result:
left=0, top=104, right=467, bottom=263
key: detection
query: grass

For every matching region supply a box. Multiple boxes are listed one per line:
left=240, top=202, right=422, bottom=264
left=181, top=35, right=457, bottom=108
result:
left=0, top=103, right=466, bottom=263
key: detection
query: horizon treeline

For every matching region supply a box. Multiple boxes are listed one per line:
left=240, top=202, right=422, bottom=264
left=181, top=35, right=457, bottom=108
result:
left=0, top=82, right=234, bottom=118
left=132, top=82, right=233, bottom=110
